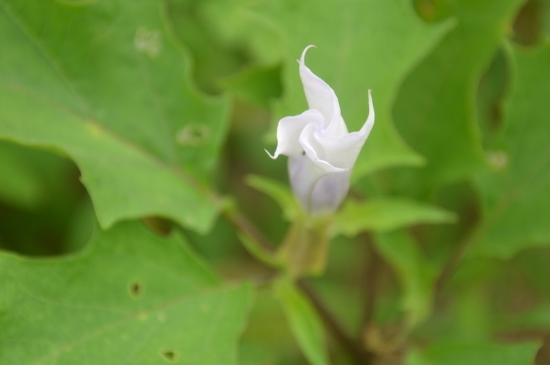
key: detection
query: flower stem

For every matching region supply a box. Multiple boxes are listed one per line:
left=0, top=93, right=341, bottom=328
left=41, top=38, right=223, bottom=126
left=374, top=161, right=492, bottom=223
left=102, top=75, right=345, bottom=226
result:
left=434, top=223, right=485, bottom=298
left=360, top=233, right=380, bottom=346
left=220, top=201, right=369, bottom=363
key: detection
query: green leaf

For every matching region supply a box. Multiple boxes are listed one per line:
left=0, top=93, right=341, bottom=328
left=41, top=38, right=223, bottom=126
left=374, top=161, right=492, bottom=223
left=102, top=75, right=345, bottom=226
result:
left=240, top=287, right=305, bottom=365
left=389, top=0, right=525, bottom=197
left=246, top=174, right=299, bottom=221
left=235, top=232, right=281, bottom=268
left=374, top=231, right=435, bottom=327
left=275, top=279, right=329, bottom=365
left=334, top=198, right=456, bottom=237
left=0, top=0, right=230, bottom=233
left=0, top=221, right=252, bottom=365
left=164, top=0, right=246, bottom=94
left=472, top=41, right=550, bottom=259
left=407, top=342, right=540, bottom=365
left=236, top=0, right=452, bottom=175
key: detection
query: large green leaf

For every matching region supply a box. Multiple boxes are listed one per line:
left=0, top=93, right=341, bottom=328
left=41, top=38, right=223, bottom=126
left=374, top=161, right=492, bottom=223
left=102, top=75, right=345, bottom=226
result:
left=407, top=342, right=540, bottom=365
left=471, top=41, right=550, bottom=259
left=388, top=0, right=525, bottom=197
left=0, top=0, right=230, bottom=233
left=0, top=221, right=252, bottom=365
left=220, top=0, right=452, bottom=175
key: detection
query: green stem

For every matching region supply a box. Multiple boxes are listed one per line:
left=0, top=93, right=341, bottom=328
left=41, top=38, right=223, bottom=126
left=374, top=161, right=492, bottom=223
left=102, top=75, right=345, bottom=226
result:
left=220, top=196, right=370, bottom=362
left=360, top=234, right=380, bottom=345
left=435, top=223, right=485, bottom=298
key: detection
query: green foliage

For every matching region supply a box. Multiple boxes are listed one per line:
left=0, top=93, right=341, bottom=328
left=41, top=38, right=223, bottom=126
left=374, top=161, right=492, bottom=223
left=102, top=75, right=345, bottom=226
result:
left=2, top=0, right=550, bottom=363
left=246, top=174, right=299, bottom=221
left=375, top=231, right=436, bottom=327
left=275, top=279, right=329, bottom=365
left=0, top=221, right=252, bottom=364
left=334, top=198, right=456, bottom=236
left=407, top=341, right=540, bottom=365
left=220, top=65, right=283, bottom=108
left=0, top=0, right=229, bottom=233
left=389, top=0, right=525, bottom=197
left=472, top=41, right=550, bottom=259
left=245, top=0, right=453, bottom=177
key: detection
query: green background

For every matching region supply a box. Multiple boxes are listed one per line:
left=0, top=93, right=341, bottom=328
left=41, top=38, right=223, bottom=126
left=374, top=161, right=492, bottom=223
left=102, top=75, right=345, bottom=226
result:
left=1, top=0, right=550, bottom=364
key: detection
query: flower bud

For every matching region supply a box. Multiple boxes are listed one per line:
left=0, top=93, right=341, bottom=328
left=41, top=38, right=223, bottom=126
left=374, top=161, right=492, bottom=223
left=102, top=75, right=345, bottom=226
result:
left=268, top=45, right=375, bottom=216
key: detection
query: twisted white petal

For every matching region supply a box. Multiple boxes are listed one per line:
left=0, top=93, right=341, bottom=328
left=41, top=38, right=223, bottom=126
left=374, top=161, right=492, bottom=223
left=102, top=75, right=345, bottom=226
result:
left=268, top=46, right=375, bottom=215
left=299, top=46, right=348, bottom=137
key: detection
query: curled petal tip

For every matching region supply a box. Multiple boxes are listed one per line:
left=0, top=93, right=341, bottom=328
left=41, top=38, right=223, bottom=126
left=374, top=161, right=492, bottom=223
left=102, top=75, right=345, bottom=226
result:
left=300, top=45, right=317, bottom=63
left=367, top=90, right=374, bottom=108
left=265, top=149, right=277, bottom=159
left=359, top=89, right=375, bottom=135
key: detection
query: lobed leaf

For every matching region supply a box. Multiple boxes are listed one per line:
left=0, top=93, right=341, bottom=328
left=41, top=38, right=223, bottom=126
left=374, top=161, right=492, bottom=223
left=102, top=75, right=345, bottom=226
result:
left=0, top=0, right=230, bottom=233
left=472, top=41, right=550, bottom=258
left=388, top=0, right=526, bottom=197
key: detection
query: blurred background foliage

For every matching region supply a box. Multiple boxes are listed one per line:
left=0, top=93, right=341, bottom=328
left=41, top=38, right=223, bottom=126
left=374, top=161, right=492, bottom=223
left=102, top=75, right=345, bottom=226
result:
left=1, top=0, right=550, bottom=364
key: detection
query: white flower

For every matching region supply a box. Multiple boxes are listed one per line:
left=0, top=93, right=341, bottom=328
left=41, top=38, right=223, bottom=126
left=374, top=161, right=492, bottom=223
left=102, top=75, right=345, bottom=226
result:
left=267, top=45, right=375, bottom=216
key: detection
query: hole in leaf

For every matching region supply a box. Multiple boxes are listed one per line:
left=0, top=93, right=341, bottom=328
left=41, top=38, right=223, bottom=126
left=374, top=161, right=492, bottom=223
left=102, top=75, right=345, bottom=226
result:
left=160, top=349, right=178, bottom=363
left=129, top=281, right=143, bottom=298
left=176, top=124, right=210, bottom=147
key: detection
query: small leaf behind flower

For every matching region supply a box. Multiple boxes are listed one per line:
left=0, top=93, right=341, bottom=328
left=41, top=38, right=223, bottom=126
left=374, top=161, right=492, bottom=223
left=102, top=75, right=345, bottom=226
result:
left=333, top=198, right=456, bottom=237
